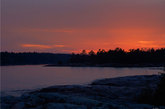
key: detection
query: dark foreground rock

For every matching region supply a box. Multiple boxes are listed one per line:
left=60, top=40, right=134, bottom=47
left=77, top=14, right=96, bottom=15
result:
left=1, top=75, right=165, bottom=109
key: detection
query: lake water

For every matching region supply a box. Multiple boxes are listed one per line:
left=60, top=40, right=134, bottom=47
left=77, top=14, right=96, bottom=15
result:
left=1, top=65, right=163, bottom=92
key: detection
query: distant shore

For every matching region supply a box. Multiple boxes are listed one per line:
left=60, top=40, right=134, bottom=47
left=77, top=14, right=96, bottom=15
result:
left=1, top=63, right=164, bottom=67
left=45, top=63, right=165, bottom=68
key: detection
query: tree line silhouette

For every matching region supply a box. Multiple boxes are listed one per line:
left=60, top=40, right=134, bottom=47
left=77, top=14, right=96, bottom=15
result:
left=70, top=48, right=165, bottom=67
left=1, top=52, right=70, bottom=65
left=1, top=48, right=165, bottom=66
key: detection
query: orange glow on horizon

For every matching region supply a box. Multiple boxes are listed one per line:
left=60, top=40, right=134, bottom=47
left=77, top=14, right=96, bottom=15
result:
left=2, top=0, right=165, bottom=53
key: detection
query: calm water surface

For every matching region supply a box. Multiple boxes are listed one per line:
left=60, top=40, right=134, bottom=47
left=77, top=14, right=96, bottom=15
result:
left=1, top=65, right=163, bottom=91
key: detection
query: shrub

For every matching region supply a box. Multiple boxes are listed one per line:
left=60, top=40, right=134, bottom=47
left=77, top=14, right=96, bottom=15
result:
left=152, top=73, right=165, bottom=106
left=137, top=73, right=165, bottom=106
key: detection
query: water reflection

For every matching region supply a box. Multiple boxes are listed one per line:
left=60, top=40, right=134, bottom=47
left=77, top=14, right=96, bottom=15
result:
left=1, top=65, right=163, bottom=91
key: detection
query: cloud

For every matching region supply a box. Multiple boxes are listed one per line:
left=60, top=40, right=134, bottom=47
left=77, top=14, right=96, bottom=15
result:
left=138, top=41, right=165, bottom=48
left=53, top=45, right=65, bottom=47
left=138, top=41, right=155, bottom=44
left=17, top=28, right=74, bottom=33
left=22, top=44, right=51, bottom=49
left=22, top=44, right=65, bottom=49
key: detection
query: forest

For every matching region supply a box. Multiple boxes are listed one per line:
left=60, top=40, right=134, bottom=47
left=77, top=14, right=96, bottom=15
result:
left=1, top=48, right=165, bottom=66
left=0, top=52, right=70, bottom=65
left=70, top=48, right=165, bottom=67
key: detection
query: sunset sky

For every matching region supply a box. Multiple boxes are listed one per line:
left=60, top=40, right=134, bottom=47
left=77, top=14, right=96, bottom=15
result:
left=1, top=0, right=165, bottom=53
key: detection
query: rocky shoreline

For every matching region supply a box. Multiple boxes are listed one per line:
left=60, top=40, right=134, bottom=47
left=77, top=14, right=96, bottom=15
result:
left=1, top=75, right=165, bottom=109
